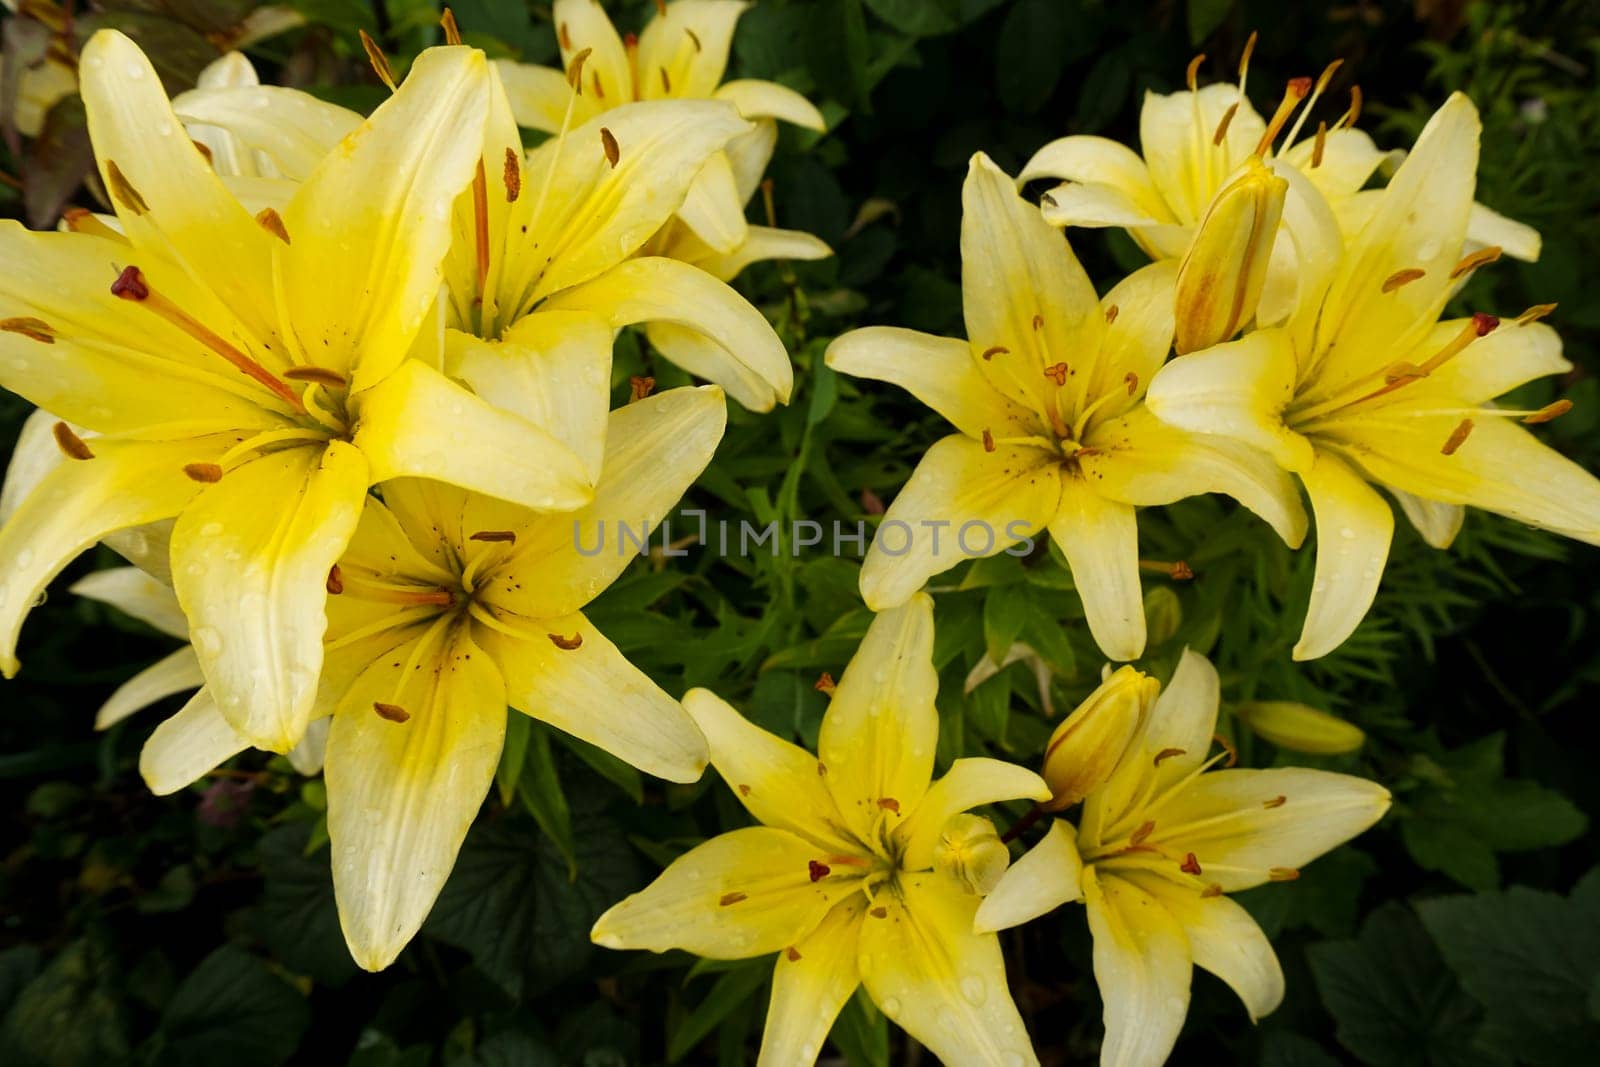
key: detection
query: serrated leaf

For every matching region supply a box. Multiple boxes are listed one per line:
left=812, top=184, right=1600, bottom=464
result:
left=151, top=945, right=309, bottom=1067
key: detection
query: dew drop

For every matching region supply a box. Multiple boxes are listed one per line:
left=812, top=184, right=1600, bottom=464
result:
left=13, top=548, right=34, bottom=570
left=192, top=626, right=224, bottom=656
left=125, top=62, right=146, bottom=79
left=199, top=521, right=225, bottom=537
left=960, top=975, right=987, bottom=1005
left=880, top=996, right=901, bottom=1017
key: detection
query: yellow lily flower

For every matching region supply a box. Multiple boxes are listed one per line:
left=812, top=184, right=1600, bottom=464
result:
left=976, top=651, right=1390, bottom=1067
left=495, top=0, right=826, bottom=257
left=0, top=33, right=607, bottom=753
left=1019, top=44, right=1540, bottom=268
left=135, top=385, right=725, bottom=970
left=1145, top=93, right=1600, bottom=659
left=825, top=152, right=1306, bottom=662
left=591, top=594, right=1051, bottom=1066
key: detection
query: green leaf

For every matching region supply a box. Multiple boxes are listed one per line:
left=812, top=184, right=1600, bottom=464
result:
left=982, top=582, right=1030, bottom=666
left=862, top=0, right=1004, bottom=36
left=251, top=824, right=357, bottom=985
left=555, top=732, right=645, bottom=805
left=150, top=945, right=309, bottom=1067
left=517, top=722, right=576, bottom=877
left=995, top=0, right=1073, bottom=114
left=829, top=986, right=889, bottom=1067
left=1186, top=0, right=1235, bottom=45
left=0, top=940, right=128, bottom=1067
left=667, top=960, right=769, bottom=1062
left=497, top=711, right=532, bottom=807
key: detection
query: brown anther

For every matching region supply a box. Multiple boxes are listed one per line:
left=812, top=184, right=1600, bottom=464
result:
left=1180, top=852, right=1203, bottom=875
left=111, top=265, right=150, bottom=301
left=981, top=428, right=996, bottom=453
left=358, top=30, right=397, bottom=92
left=1201, top=882, right=1224, bottom=898
left=1343, top=85, right=1363, bottom=127
left=1268, top=867, right=1300, bottom=882
left=1153, top=747, right=1186, bottom=766
left=686, top=28, right=702, bottom=51
left=737, top=783, right=751, bottom=797
left=1238, top=31, right=1257, bottom=77
left=1124, top=371, right=1138, bottom=395
left=558, top=21, right=572, bottom=50
left=868, top=906, right=888, bottom=919
left=51, top=422, right=94, bottom=460
left=373, top=701, right=410, bottom=723
left=440, top=7, right=462, bottom=45
left=283, top=366, right=348, bottom=387
left=719, top=892, right=748, bottom=906
left=654, top=0, right=668, bottom=15
left=503, top=146, right=521, bottom=202
left=255, top=207, right=290, bottom=244
left=1522, top=399, right=1573, bottom=425
left=469, top=530, right=516, bottom=544
left=1263, top=794, right=1287, bottom=809
left=1440, top=418, right=1474, bottom=456
left=659, top=67, right=672, bottom=93
left=1043, top=362, right=1069, bottom=386
left=600, top=127, right=620, bottom=167
left=1381, top=268, right=1426, bottom=293
left=981, top=345, right=1008, bottom=361
left=192, top=140, right=213, bottom=165
left=1040, top=191, right=1057, bottom=208
left=1212, top=101, right=1239, bottom=146
left=548, top=632, right=583, bottom=650
left=808, top=860, right=831, bottom=883
left=1310, top=120, right=1328, bottom=168
left=591, top=70, right=605, bottom=99
left=1, top=316, right=55, bottom=343
left=1129, top=820, right=1156, bottom=845
left=1170, top=560, right=1194, bottom=580
left=1074, top=446, right=1101, bottom=459
left=326, top=564, right=344, bottom=595
left=815, top=672, right=836, bottom=695
left=785, top=946, right=802, bottom=962
left=105, top=161, right=149, bottom=215
left=1106, top=304, right=1120, bottom=325
left=183, top=462, right=224, bottom=483
left=1314, top=58, right=1345, bottom=94
left=1213, top=732, right=1238, bottom=767
left=471, top=158, right=490, bottom=292
left=1032, top=313, right=1044, bottom=331
left=876, top=797, right=901, bottom=814
left=1450, top=246, right=1502, bottom=279
left=816, top=761, right=828, bottom=776
left=1186, top=53, right=1206, bottom=91
left=1516, top=303, right=1557, bottom=325
left=565, top=47, right=592, bottom=91
left=629, top=375, right=655, bottom=401
left=1471, top=312, right=1500, bottom=336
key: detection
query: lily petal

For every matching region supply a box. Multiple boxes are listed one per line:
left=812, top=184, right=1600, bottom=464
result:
left=491, top=58, right=586, bottom=133
left=286, top=717, right=330, bottom=777
left=552, top=0, right=635, bottom=111
left=0, top=409, right=61, bottom=524
left=326, top=622, right=505, bottom=971
left=856, top=873, right=1038, bottom=1067
left=637, top=0, right=747, bottom=100
left=897, top=758, right=1052, bottom=871
left=591, top=825, right=856, bottom=958
left=760, top=897, right=865, bottom=1067
left=140, top=688, right=249, bottom=795
left=1294, top=450, right=1393, bottom=661
left=1037, top=181, right=1168, bottom=229
left=677, top=152, right=750, bottom=253
left=1082, top=260, right=1178, bottom=420
left=1048, top=478, right=1145, bottom=662
left=481, top=613, right=706, bottom=784
left=172, top=441, right=368, bottom=752
left=96, top=646, right=204, bottom=730
left=172, top=85, right=361, bottom=181
left=1140, top=85, right=1265, bottom=223
left=1019, top=135, right=1169, bottom=223
left=69, top=565, right=187, bottom=638
left=860, top=435, right=1061, bottom=611
left=714, top=79, right=827, bottom=130
left=1467, top=201, right=1540, bottom=262
left=676, top=225, right=833, bottom=283
left=1084, top=866, right=1192, bottom=1067
left=1405, top=318, right=1569, bottom=405
left=973, top=820, right=1084, bottom=933
left=1389, top=486, right=1465, bottom=550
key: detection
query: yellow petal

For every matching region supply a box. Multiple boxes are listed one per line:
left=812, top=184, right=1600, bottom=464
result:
left=819, top=593, right=939, bottom=841
left=825, top=327, right=1041, bottom=440
left=962, top=152, right=1104, bottom=414
left=1140, top=85, right=1265, bottom=223
left=70, top=566, right=187, bottom=638
left=1037, top=180, right=1169, bottom=229
left=676, top=224, right=833, bottom=283
left=859, top=434, right=1060, bottom=611
left=1233, top=700, right=1366, bottom=756
left=480, top=613, right=706, bottom=784
left=1047, top=478, right=1144, bottom=662
left=1257, top=161, right=1345, bottom=350
left=140, top=688, right=249, bottom=795
left=172, top=84, right=361, bottom=180
left=1467, top=200, right=1540, bottom=262
left=1148, top=767, right=1390, bottom=891
left=96, top=646, right=204, bottom=730
left=0, top=409, right=61, bottom=524
left=591, top=826, right=855, bottom=958
left=724, top=119, right=777, bottom=202
left=353, top=360, right=593, bottom=512
left=443, top=310, right=613, bottom=484
left=479, top=384, right=726, bottom=618
left=637, top=0, right=748, bottom=100
left=681, top=688, right=854, bottom=852
left=1406, top=318, right=1569, bottom=405
left=1293, top=450, right=1393, bottom=661
left=197, top=52, right=260, bottom=89
left=1082, top=405, right=1308, bottom=549
left=1083, top=866, right=1192, bottom=1067
left=1143, top=327, right=1315, bottom=474
left=0, top=435, right=224, bottom=677
left=759, top=898, right=865, bottom=1067
left=552, top=0, right=632, bottom=110
left=172, top=441, right=368, bottom=752
left=541, top=256, right=791, bottom=409
left=896, top=758, right=1051, bottom=872
left=1019, top=135, right=1169, bottom=223
left=1388, top=486, right=1464, bottom=549
left=1280, top=127, right=1389, bottom=205
left=856, top=874, right=1038, bottom=1067
left=676, top=152, right=750, bottom=253
left=491, top=59, right=592, bottom=133
left=1122, top=870, right=1284, bottom=1022
left=79, top=31, right=279, bottom=343
left=973, top=819, right=1084, bottom=933
left=1081, top=260, right=1178, bottom=422
left=280, top=45, right=490, bottom=390
left=286, top=717, right=330, bottom=777
left=713, top=79, right=826, bottom=130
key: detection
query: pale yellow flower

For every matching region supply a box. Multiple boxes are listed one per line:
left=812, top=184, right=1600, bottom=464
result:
left=825, top=152, right=1306, bottom=661
left=592, top=594, right=1050, bottom=1066
left=1145, top=93, right=1600, bottom=659
left=977, top=651, right=1390, bottom=1067
left=137, top=385, right=725, bottom=970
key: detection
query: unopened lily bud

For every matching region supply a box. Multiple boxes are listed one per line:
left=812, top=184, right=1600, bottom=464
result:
left=1234, top=701, right=1365, bottom=755
left=1041, top=666, right=1156, bottom=810
left=1143, top=587, right=1183, bottom=647
left=1174, top=156, right=1287, bottom=354
left=934, top=814, right=1010, bottom=896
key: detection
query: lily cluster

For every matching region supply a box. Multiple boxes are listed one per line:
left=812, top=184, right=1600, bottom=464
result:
left=0, top=10, right=1593, bottom=1067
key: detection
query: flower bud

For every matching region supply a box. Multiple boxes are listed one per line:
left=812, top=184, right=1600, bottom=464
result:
left=1143, top=587, right=1183, bottom=647
left=1173, top=156, right=1288, bottom=354
left=1233, top=701, right=1365, bottom=755
left=1041, top=666, right=1156, bottom=811
left=933, top=814, right=1010, bottom=896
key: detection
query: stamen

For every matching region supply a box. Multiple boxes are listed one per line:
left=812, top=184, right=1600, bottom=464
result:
left=111, top=266, right=305, bottom=413
left=654, top=0, right=668, bottom=15
left=1032, top=313, right=1044, bottom=331
left=808, top=860, right=831, bottom=882
left=1254, top=77, right=1312, bottom=156
left=503, top=147, right=521, bottom=202
left=326, top=565, right=344, bottom=595
left=1382, top=268, right=1426, bottom=293
left=760, top=178, right=778, bottom=228
left=1516, top=303, right=1557, bottom=325
left=1212, top=101, right=1239, bottom=146
left=62, top=208, right=118, bottom=239
left=817, top=761, right=827, bottom=776
left=1213, top=732, right=1238, bottom=767
left=283, top=366, right=347, bottom=387
left=1263, top=794, right=1287, bottom=809
left=1201, top=882, right=1224, bottom=898
left=630, top=375, right=655, bottom=401
left=52, top=422, right=94, bottom=460
left=105, top=160, right=149, bottom=215
left=981, top=428, right=996, bottom=452
left=373, top=701, right=410, bottom=723
left=737, top=784, right=751, bottom=796
left=1124, top=371, right=1139, bottom=395
left=591, top=70, right=605, bottom=99
left=1130, top=820, right=1156, bottom=845
left=719, top=892, right=748, bottom=906
left=1238, top=31, right=1257, bottom=84
left=1440, top=418, right=1474, bottom=455
left=600, top=127, right=620, bottom=167
left=868, top=906, right=888, bottom=919
left=471, top=157, right=490, bottom=294
left=876, top=797, right=901, bottom=814
left=624, top=33, right=640, bottom=100
left=1186, top=54, right=1205, bottom=92
left=659, top=67, right=671, bottom=93
left=1310, top=121, right=1328, bottom=168
left=1450, top=245, right=1502, bottom=278
left=814, top=672, right=836, bottom=695
left=565, top=47, right=592, bottom=91
left=1043, top=362, right=1069, bottom=386
left=785, top=946, right=802, bottom=962
left=359, top=30, right=397, bottom=92
left=255, top=208, right=290, bottom=244
left=1522, top=399, right=1572, bottom=425
left=1040, top=191, right=1057, bottom=208
left=559, top=21, right=572, bottom=50
left=548, top=632, right=583, bottom=650
left=1105, top=304, right=1120, bottom=324
left=1, top=316, right=55, bottom=343
left=981, top=345, right=1008, bottom=360
left=1180, top=852, right=1203, bottom=875
left=686, top=27, right=702, bottom=51
left=192, top=141, right=213, bottom=166
left=1336, top=85, right=1362, bottom=129
left=183, top=462, right=223, bottom=483
left=440, top=7, right=461, bottom=45
left=1268, top=867, right=1300, bottom=882
left=1139, top=559, right=1193, bottom=579
left=1153, top=746, right=1186, bottom=766
left=469, top=530, right=516, bottom=543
